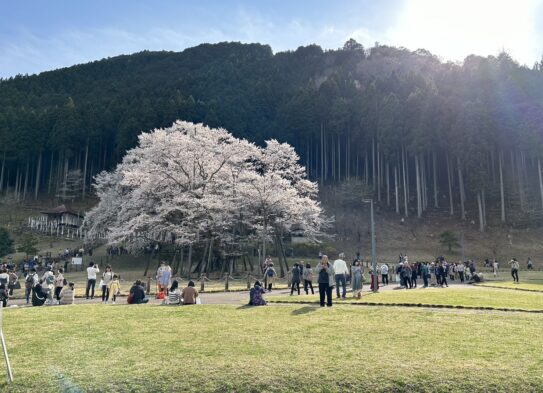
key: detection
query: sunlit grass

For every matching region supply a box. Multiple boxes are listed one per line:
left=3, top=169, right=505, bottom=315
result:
left=269, top=287, right=543, bottom=310
left=2, top=304, right=543, bottom=392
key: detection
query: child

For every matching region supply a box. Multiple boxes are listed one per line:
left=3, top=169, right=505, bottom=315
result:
left=109, top=275, right=121, bottom=304
left=167, top=280, right=182, bottom=305
left=54, top=268, right=65, bottom=304
left=59, top=282, right=75, bottom=305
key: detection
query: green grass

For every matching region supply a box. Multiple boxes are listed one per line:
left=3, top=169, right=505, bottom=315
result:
left=269, top=287, right=543, bottom=311
left=2, top=304, right=543, bottom=392
left=477, top=281, right=543, bottom=292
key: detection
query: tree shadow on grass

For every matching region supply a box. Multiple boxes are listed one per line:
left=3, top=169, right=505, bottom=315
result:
left=291, top=306, right=318, bottom=316
left=236, top=305, right=253, bottom=310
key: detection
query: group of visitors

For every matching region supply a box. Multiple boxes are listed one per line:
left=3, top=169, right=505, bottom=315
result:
left=23, top=267, right=74, bottom=306
left=163, top=280, right=199, bottom=305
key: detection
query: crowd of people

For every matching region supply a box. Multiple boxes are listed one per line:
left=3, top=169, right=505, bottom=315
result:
left=0, top=250, right=534, bottom=309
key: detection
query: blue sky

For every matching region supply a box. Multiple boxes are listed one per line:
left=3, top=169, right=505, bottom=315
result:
left=1, top=0, right=542, bottom=78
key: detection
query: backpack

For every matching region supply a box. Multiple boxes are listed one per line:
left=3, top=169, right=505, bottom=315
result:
left=63, top=278, right=68, bottom=286
left=25, top=274, right=34, bottom=289
left=266, top=268, right=275, bottom=277
left=318, top=268, right=329, bottom=283
left=46, top=274, right=54, bottom=285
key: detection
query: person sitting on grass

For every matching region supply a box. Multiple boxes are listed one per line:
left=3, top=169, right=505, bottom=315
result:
left=129, top=280, right=149, bottom=304
left=60, top=282, right=75, bottom=305
left=167, top=280, right=182, bottom=305
left=181, top=281, right=199, bottom=305
left=249, top=281, right=266, bottom=306
left=109, top=275, right=121, bottom=304
left=31, top=283, right=47, bottom=307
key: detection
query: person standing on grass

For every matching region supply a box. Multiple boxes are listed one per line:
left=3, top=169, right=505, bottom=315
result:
left=7, top=269, right=18, bottom=297
left=315, top=255, right=335, bottom=307
left=421, top=262, right=429, bottom=287
left=53, top=268, right=65, bottom=304
left=404, top=263, right=412, bottom=289
left=493, top=259, right=499, bottom=277
left=438, top=262, right=448, bottom=287
left=182, top=281, right=199, bottom=305
left=25, top=268, right=39, bottom=304
left=290, top=263, right=301, bottom=296
left=86, top=262, right=99, bottom=300
left=41, top=266, right=55, bottom=304
left=351, top=260, right=363, bottom=299
left=410, top=263, right=418, bottom=288
left=109, top=275, right=121, bottom=304
left=263, top=263, right=277, bottom=292
left=101, top=265, right=114, bottom=303
left=333, top=253, right=348, bottom=299
left=527, top=257, right=533, bottom=270
left=303, top=262, right=314, bottom=295
left=456, top=261, right=465, bottom=283
left=509, top=258, right=520, bottom=283
left=380, top=263, right=389, bottom=286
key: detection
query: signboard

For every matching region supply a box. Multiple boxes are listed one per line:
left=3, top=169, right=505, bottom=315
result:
left=71, top=257, right=83, bottom=265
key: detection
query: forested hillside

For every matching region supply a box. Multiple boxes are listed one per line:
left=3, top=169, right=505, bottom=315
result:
left=2, top=40, right=543, bottom=229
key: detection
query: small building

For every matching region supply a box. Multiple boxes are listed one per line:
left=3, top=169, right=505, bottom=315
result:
left=40, top=205, right=83, bottom=227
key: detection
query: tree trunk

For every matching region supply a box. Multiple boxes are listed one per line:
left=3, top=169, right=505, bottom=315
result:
left=499, top=152, right=506, bottom=222
left=372, top=139, right=376, bottom=189
left=23, top=156, right=30, bottom=200
left=402, top=147, right=408, bottom=217
left=477, top=192, right=484, bottom=232
left=446, top=152, right=454, bottom=216
left=457, top=157, right=466, bottom=220
left=386, top=161, right=390, bottom=206
left=415, top=155, right=422, bottom=218
left=394, top=165, right=399, bottom=214
left=187, top=243, right=193, bottom=280
left=365, top=152, right=369, bottom=185
left=538, top=158, right=543, bottom=211
left=34, top=150, right=42, bottom=199
left=62, top=156, right=69, bottom=201
left=433, top=152, right=438, bottom=208
left=14, top=167, right=20, bottom=201
left=377, top=144, right=382, bottom=202
left=0, top=151, right=5, bottom=194
left=48, top=151, right=54, bottom=195
left=82, top=141, right=89, bottom=199
left=482, top=189, right=487, bottom=228
left=261, top=221, right=267, bottom=267
left=337, top=134, right=341, bottom=182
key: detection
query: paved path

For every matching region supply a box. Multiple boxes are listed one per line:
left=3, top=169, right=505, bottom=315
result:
left=6, top=282, right=475, bottom=308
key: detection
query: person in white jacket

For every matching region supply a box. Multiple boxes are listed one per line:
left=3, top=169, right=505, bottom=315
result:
left=85, top=262, right=99, bottom=300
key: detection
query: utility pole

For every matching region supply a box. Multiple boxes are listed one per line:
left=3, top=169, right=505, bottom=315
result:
left=363, top=198, right=378, bottom=292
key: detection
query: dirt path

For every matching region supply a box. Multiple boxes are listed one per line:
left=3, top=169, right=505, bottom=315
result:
left=6, top=282, right=476, bottom=307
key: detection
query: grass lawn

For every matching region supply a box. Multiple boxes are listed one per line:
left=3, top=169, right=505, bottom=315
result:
left=269, top=287, right=543, bottom=311
left=477, top=281, right=543, bottom=292
left=2, top=304, right=543, bottom=392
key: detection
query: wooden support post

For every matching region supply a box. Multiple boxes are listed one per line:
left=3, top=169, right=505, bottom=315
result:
left=200, top=275, right=205, bottom=293
left=246, top=273, right=251, bottom=289
left=225, top=273, right=229, bottom=291
left=146, top=276, right=151, bottom=295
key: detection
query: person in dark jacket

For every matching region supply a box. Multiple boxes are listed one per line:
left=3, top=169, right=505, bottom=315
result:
left=411, top=263, right=418, bottom=288
left=129, top=280, right=149, bottom=304
left=31, top=283, right=47, bottom=306
left=290, top=263, right=301, bottom=295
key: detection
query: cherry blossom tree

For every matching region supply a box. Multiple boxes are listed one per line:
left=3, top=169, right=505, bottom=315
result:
left=84, top=121, right=327, bottom=272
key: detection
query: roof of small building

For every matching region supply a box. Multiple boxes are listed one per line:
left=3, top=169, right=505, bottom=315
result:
left=40, top=205, right=82, bottom=217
